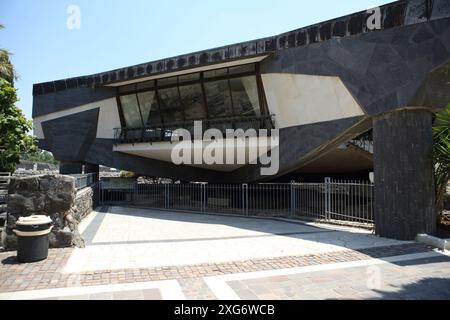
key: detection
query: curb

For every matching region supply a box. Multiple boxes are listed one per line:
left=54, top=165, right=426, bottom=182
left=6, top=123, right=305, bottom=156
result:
left=416, top=234, right=450, bottom=251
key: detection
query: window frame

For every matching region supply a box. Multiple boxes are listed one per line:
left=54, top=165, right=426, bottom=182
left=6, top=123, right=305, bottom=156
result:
left=116, top=63, right=269, bottom=130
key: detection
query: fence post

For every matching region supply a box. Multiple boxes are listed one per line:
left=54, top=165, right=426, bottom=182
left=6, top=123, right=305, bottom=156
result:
left=201, top=183, right=206, bottom=213
left=290, top=180, right=296, bottom=216
left=242, top=183, right=248, bottom=216
left=324, top=177, right=331, bottom=220
left=99, top=180, right=102, bottom=205
left=164, top=184, right=169, bottom=209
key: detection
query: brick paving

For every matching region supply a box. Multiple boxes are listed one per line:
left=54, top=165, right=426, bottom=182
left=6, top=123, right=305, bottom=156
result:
left=227, top=255, right=450, bottom=300
left=0, top=243, right=433, bottom=294
left=178, top=278, right=217, bottom=300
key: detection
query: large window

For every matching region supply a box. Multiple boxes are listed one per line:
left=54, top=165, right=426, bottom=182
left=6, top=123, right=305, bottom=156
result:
left=119, top=94, right=141, bottom=128
left=118, top=63, right=268, bottom=136
left=204, top=80, right=233, bottom=118
left=180, top=84, right=205, bottom=120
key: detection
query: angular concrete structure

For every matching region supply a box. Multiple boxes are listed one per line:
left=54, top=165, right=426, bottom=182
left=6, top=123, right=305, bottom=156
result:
left=33, top=0, right=450, bottom=185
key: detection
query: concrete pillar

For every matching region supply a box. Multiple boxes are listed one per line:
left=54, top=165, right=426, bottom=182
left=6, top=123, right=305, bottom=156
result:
left=59, top=162, right=83, bottom=174
left=373, top=108, right=436, bottom=240
left=84, top=163, right=99, bottom=174
left=84, top=163, right=99, bottom=181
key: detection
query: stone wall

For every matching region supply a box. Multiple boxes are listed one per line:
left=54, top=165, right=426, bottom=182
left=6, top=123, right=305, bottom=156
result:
left=1, top=175, right=96, bottom=250
left=73, top=185, right=98, bottom=223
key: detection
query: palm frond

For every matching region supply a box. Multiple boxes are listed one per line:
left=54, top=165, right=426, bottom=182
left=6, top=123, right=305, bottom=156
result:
left=433, top=103, right=450, bottom=216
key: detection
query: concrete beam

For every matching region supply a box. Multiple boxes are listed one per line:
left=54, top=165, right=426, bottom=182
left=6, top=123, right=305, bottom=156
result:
left=59, top=162, right=83, bottom=175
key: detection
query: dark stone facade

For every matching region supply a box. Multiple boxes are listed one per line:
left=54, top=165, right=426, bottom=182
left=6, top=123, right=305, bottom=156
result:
left=41, top=108, right=99, bottom=162
left=373, top=108, right=436, bottom=240
left=33, top=87, right=115, bottom=118
left=59, top=162, right=83, bottom=174
left=261, top=17, right=450, bottom=116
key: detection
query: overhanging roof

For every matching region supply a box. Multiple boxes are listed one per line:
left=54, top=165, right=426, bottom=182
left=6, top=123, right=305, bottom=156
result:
left=105, top=54, right=270, bottom=87
left=32, top=0, right=450, bottom=96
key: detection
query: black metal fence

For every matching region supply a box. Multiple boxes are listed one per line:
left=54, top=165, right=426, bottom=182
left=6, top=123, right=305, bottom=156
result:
left=99, top=178, right=374, bottom=226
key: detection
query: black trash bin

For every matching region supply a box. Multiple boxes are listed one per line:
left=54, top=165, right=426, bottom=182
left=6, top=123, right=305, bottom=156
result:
left=13, top=215, right=53, bottom=263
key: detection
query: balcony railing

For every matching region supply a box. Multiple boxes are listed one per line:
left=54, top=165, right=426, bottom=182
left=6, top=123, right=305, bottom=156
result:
left=113, top=114, right=274, bottom=144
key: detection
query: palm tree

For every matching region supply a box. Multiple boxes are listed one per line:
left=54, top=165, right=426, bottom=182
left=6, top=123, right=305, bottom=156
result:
left=433, top=103, right=450, bottom=220
left=0, top=24, right=17, bottom=83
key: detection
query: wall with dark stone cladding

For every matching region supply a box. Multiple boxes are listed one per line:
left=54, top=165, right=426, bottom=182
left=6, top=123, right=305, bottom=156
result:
left=373, top=108, right=436, bottom=240
left=41, top=108, right=99, bottom=162
left=260, top=17, right=450, bottom=116
left=33, top=87, right=115, bottom=118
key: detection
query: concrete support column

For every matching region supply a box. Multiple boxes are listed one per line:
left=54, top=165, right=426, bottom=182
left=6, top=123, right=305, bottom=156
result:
left=84, top=163, right=99, bottom=174
left=84, top=163, right=99, bottom=181
left=59, top=162, right=83, bottom=174
left=373, top=108, right=436, bottom=240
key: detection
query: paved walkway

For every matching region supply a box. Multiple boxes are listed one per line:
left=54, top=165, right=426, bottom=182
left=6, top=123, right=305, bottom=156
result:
left=0, top=206, right=449, bottom=300
left=66, top=206, right=403, bottom=273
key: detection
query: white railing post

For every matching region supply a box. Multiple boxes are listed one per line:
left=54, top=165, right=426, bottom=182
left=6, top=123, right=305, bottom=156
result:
left=242, top=183, right=248, bottom=216
left=164, top=184, right=169, bottom=209
left=290, top=180, right=296, bottom=216
left=324, top=177, right=331, bottom=221
left=201, top=183, right=206, bottom=213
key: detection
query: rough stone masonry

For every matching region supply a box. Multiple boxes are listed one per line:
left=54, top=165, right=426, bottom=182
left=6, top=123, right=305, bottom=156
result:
left=1, top=175, right=86, bottom=250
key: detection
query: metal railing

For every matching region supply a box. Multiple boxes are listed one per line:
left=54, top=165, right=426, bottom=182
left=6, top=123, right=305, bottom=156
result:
left=0, top=172, right=11, bottom=205
left=0, top=172, right=10, bottom=189
left=99, top=178, right=374, bottom=226
left=71, top=173, right=98, bottom=190
left=324, top=178, right=374, bottom=224
left=348, top=130, right=373, bottom=154
left=113, top=114, right=274, bottom=144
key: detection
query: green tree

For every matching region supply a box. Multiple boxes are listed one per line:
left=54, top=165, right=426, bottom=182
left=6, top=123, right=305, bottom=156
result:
left=0, top=24, right=17, bottom=84
left=0, top=23, right=36, bottom=172
left=119, top=170, right=136, bottom=178
left=433, top=103, right=450, bottom=217
left=21, top=148, right=58, bottom=165
left=0, top=79, right=36, bottom=172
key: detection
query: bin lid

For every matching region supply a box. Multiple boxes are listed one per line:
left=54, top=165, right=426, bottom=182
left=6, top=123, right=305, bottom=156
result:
left=16, top=215, right=52, bottom=226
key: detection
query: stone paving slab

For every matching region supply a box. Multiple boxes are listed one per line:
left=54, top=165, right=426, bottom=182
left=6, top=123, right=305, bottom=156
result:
left=5, top=249, right=447, bottom=300
left=64, top=207, right=406, bottom=273
left=0, top=207, right=446, bottom=300
left=226, top=255, right=450, bottom=300
left=0, top=243, right=434, bottom=294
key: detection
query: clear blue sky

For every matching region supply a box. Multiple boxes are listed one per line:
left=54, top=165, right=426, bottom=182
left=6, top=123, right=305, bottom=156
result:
left=1, top=0, right=393, bottom=120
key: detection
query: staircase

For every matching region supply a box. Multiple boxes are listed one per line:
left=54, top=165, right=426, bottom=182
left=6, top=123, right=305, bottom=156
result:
left=346, top=130, right=373, bottom=161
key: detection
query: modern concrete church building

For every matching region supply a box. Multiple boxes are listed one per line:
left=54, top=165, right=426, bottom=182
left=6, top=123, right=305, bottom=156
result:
left=33, top=0, right=449, bottom=187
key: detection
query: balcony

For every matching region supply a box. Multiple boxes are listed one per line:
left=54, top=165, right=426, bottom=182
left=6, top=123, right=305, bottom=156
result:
left=113, top=114, right=274, bottom=144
